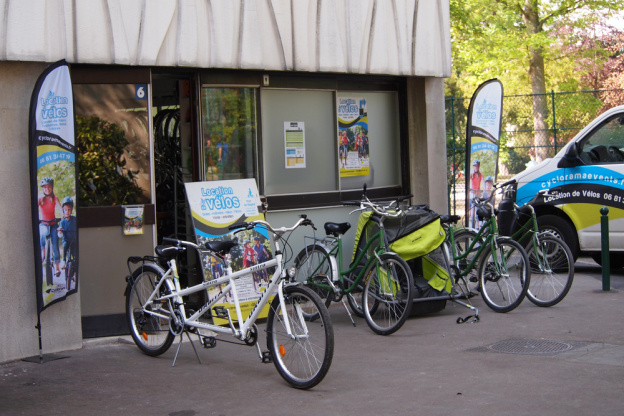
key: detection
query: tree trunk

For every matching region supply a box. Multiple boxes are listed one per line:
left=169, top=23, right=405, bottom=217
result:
left=523, top=1, right=550, bottom=162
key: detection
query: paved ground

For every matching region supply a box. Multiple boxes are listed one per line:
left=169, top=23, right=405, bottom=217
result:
left=1, top=258, right=623, bottom=416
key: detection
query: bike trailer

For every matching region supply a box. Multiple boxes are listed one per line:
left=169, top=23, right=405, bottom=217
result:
left=351, top=205, right=450, bottom=314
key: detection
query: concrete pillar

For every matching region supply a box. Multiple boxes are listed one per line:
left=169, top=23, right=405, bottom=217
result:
left=406, top=77, right=449, bottom=214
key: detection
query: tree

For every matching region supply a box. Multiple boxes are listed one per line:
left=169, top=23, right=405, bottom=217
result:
left=449, top=0, right=624, bottom=161
left=77, top=116, right=146, bottom=206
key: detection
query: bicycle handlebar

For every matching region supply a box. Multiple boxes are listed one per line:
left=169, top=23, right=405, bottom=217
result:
left=227, top=214, right=315, bottom=235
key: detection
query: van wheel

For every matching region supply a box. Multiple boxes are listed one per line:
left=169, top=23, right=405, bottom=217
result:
left=537, top=215, right=580, bottom=261
left=589, top=252, right=624, bottom=269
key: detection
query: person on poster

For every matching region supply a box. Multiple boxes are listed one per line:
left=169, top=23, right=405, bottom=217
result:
left=482, top=176, right=494, bottom=200
left=469, top=160, right=483, bottom=228
left=38, top=177, right=63, bottom=284
left=57, top=197, right=77, bottom=290
left=242, top=239, right=260, bottom=291
left=253, top=236, right=271, bottom=283
left=339, top=131, right=349, bottom=168
left=355, top=131, right=364, bottom=163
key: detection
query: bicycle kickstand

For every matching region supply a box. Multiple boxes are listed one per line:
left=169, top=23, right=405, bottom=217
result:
left=171, top=330, right=203, bottom=367
left=340, top=298, right=357, bottom=327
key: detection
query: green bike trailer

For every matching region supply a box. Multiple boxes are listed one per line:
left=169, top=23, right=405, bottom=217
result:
left=350, top=204, right=450, bottom=315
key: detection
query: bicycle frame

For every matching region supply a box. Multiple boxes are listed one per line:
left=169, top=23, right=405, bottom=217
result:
left=138, top=243, right=296, bottom=343
left=448, top=202, right=514, bottom=279
left=303, top=221, right=390, bottom=295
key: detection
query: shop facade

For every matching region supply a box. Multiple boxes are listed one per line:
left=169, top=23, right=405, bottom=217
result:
left=0, top=0, right=451, bottom=362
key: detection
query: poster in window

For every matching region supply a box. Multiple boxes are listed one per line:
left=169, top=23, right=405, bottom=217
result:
left=122, top=205, right=144, bottom=235
left=338, top=97, right=370, bottom=177
left=284, top=121, right=306, bottom=168
left=185, top=179, right=274, bottom=324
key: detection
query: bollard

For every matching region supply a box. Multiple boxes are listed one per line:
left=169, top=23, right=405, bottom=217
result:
left=600, top=206, right=610, bottom=291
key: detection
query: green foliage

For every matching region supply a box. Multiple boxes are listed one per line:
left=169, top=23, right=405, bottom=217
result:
left=77, top=116, right=146, bottom=206
left=448, top=0, right=624, bottom=96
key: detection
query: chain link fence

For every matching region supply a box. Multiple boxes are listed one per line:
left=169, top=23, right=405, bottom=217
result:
left=446, top=89, right=624, bottom=217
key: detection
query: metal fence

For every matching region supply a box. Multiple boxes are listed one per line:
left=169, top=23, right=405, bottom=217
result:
left=446, top=89, right=624, bottom=216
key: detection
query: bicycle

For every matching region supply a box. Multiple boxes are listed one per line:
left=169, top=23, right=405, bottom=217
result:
left=442, top=184, right=531, bottom=313
left=294, top=187, right=414, bottom=336
left=454, top=181, right=574, bottom=307
left=124, top=216, right=334, bottom=390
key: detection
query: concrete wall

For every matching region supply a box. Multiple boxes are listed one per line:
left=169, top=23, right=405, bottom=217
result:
left=0, top=62, right=83, bottom=363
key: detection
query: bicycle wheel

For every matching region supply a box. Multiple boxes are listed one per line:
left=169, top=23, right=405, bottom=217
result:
left=294, top=245, right=334, bottom=310
left=266, top=284, right=334, bottom=389
left=453, top=229, right=481, bottom=294
left=363, top=253, right=414, bottom=335
left=126, top=263, right=175, bottom=356
left=525, top=234, right=574, bottom=307
left=478, top=238, right=530, bottom=313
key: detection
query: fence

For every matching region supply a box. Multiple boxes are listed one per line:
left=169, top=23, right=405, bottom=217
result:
left=446, top=88, right=624, bottom=217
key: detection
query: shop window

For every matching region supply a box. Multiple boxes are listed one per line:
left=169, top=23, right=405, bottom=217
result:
left=201, top=87, right=257, bottom=181
left=74, top=84, right=151, bottom=206
left=261, top=89, right=401, bottom=198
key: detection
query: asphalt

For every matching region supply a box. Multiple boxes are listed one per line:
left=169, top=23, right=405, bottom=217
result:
left=1, top=257, right=623, bottom=416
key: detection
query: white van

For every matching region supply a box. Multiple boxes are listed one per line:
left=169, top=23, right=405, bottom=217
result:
left=509, top=105, right=624, bottom=268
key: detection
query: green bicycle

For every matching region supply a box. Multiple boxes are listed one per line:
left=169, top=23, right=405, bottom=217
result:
left=454, top=181, right=574, bottom=307
left=443, top=185, right=531, bottom=313
left=294, top=190, right=414, bottom=336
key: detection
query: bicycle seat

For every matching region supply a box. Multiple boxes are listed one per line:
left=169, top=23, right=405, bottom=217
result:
left=439, top=215, right=461, bottom=224
left=155, top=245, right=185, bottom=260
left=324, top=222, right=351, bottom=237
left=204, top=240, right=237, bottom=255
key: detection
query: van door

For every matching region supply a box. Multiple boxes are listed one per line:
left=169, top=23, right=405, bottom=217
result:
left=562, top=112, right=624, bottom=251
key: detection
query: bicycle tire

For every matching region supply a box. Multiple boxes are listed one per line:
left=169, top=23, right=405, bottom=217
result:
left=478, top=238, right=530, bottom=313
left=363, top=252, right=414, bottom=335
left=452, top=229, right=481, bottom=294
left=525, top=234, right=574, bottom=307
left=294, top=244, right=335, bottom=312
left=266, top=284, right=334, bottom=389
left=126, top=263, right=175, bottom=356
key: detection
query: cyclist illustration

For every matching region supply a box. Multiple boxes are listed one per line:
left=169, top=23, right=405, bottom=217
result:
left=38, top=176, right=62, bottom=287
left=339, top=130, right=349, bottom=168
left=469, top=160, right=483, bottom=228
left=58, top=196, right=77, bottom=291
left=242, top=239, right=260, bottom=291
left=253, top=236, right=271, bottom=284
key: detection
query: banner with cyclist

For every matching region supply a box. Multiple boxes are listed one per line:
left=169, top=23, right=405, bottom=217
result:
left=185, top=179, right=274, bottom=323
left=464, top=79, right=503, bottom=228
left=29, top=60, right=78, bottom=313
left=337, top=96, right=370, bottom=177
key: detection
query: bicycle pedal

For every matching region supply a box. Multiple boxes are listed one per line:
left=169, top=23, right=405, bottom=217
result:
left=213, top=306, right=229, bottom=319
left=201, top=336, right=217, bottom=349
left=261, top=350, right=273, bottom=364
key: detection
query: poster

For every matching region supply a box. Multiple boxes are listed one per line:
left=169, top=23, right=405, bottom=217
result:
left=465, top=79, right=503, bottom=228
left=284, top=121, right=306, bottom=168
left=29, top=60, right=78, bottom=313
left=123, top=205, right=144, bottom=235
left=184, top=179, right=274, bottom=323
left=338, top=96, right=370, bottom=177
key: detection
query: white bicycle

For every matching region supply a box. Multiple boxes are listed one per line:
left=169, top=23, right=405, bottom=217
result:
left=124, top=216, right=334, bottom=389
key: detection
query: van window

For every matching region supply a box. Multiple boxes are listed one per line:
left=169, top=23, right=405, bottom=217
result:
left=579, top=116, right=624, bottom=164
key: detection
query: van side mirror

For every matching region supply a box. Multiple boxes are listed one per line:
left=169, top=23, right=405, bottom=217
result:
left=557, top=142, right=582, bottom=168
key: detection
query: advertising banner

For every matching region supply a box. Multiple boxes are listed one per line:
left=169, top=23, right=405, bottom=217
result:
left=29, top=60, right=78, bottom=314
left=338, top=96, right=370, bottom=177
left=464, top=79, right=503, bottom=227
left=184, top=179, right=273, bottom=323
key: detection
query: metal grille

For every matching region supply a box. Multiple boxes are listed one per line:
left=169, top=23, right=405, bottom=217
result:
left=487, top=339, right=574, bottom=356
